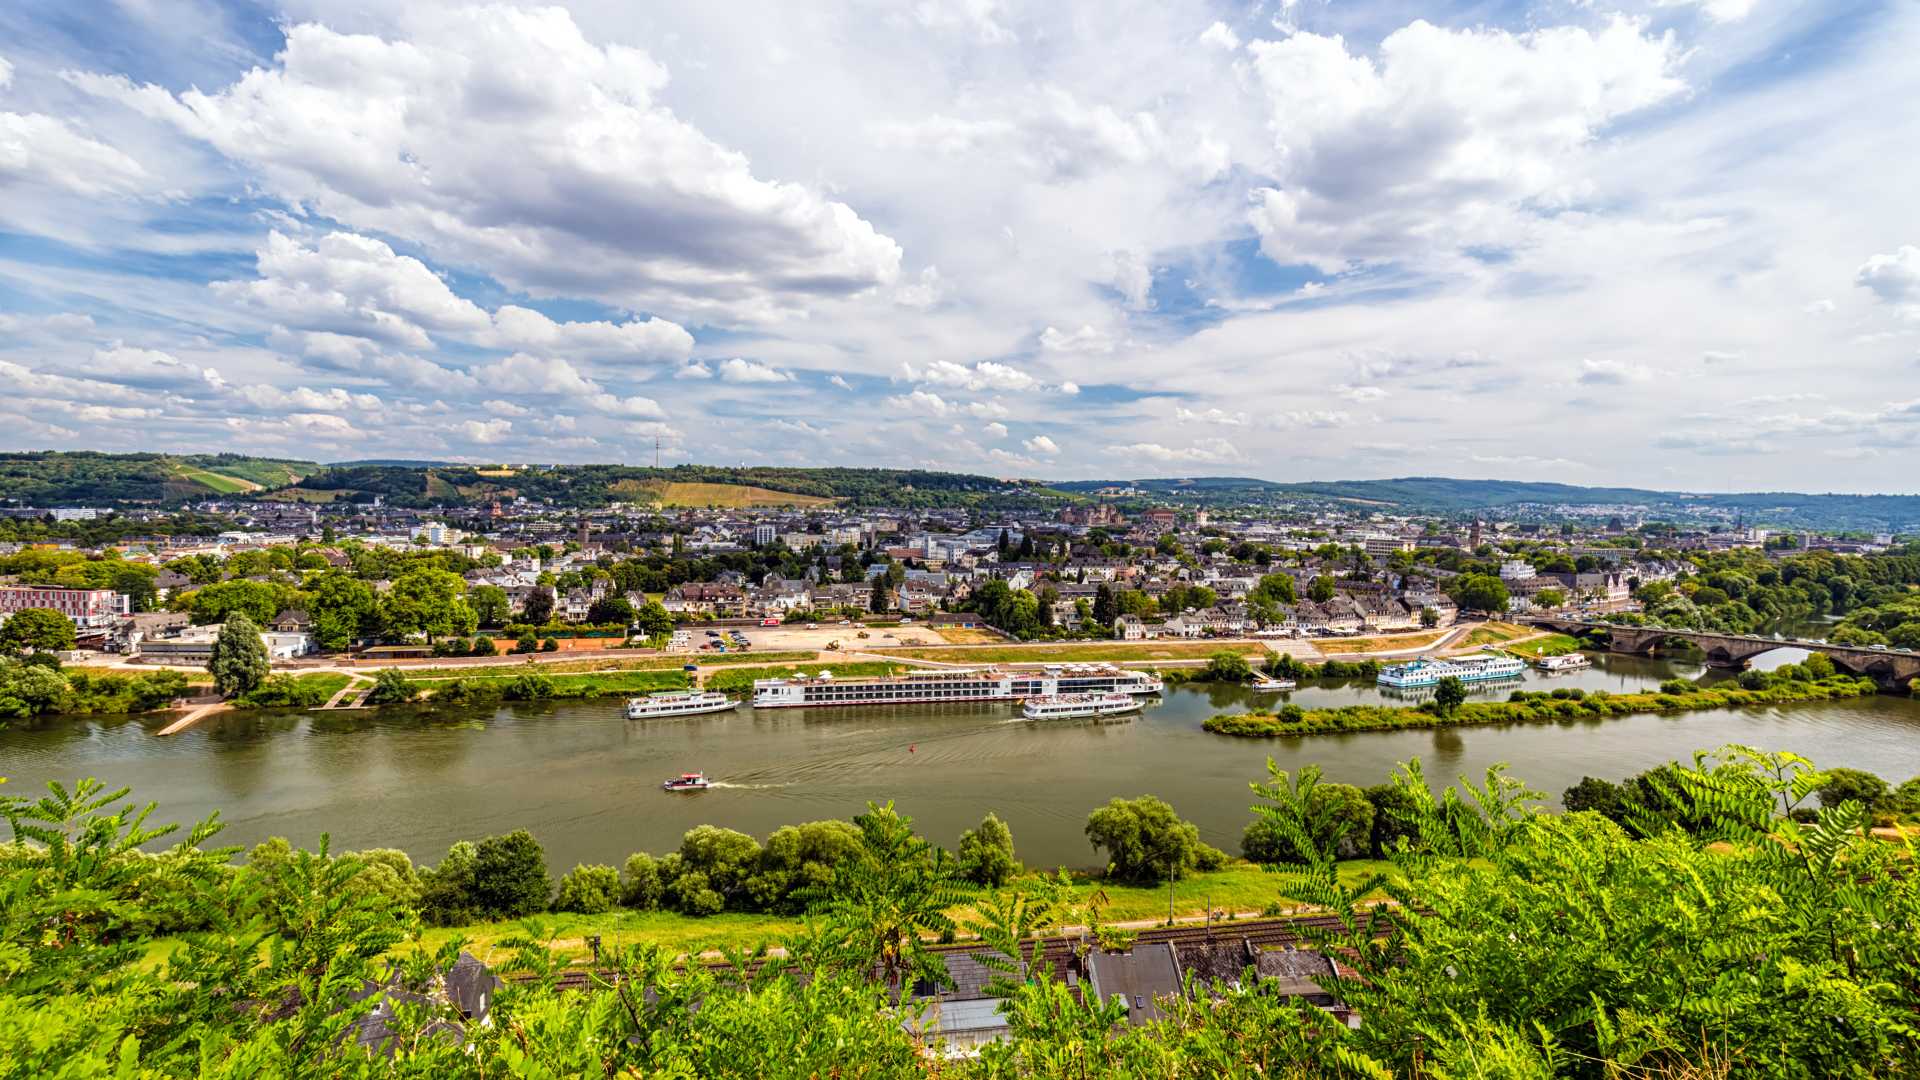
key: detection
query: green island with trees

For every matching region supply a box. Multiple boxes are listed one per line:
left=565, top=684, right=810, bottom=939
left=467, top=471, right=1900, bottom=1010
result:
left=8, top=740, right=1920, bottom=1075
left=1206, top=655, right=1880, bottom=737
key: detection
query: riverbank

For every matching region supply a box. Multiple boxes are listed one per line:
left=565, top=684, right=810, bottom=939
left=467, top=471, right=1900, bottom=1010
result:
left=1205, top=674, right=1884, bottom=737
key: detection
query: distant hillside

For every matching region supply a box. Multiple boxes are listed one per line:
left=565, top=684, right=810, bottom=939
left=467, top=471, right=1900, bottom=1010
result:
left=0, top=451, right=315, bottom=506
left=263, top=464, right=1076, bottom=510
left=1055, top=476, right=1920, bottom=531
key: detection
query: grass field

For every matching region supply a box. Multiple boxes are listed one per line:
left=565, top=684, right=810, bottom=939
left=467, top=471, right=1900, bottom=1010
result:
left=174, top=466, right=259, bottom=494
left=393, top=652, right=819, bottom=682
left=1505, top=633, right=1582, bottom=658
left=410, top=861, right=1394, bottom=964
left=419, top=670, right=692, bottom=697
left=933, top=628, right=1005, bottom=645
left=1325, top=628, right=1451, bottom=654
left=1459, top=621, right=1534, bottom=648
left=603, top=479, right=837, bottom=508
left=871, top=641, right=1270, bottom=664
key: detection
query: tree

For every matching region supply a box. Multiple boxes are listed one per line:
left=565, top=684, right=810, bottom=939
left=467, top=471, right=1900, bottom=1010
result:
left=621, top=852, right=663, bottom=910
left=1420, top=606, right=1440, bottom=628
left=185, top=579, right=288, bottom=626
left=306, top=571, right=378, bottom=651
left=552, top=863, right=622, bottom=914
left=364, top=668, right=419, bottom=705
left=1433, top=676, right=1468, bottom=718
left=1448, top=573, right=1511, bottom=614
left=1092, top=583, right=1118, bottom=629
left=957, top=813, right=1018, bottom=887
left=1563, top=777, right=1628, bottom=821
left=869, top=575, right=891, bottom=614
left=381, top=568, right=476, bottom=643
left=634, top=600, right=674, bottom=638
left=522, top=588, right=555, bottom=625
left=469, top=830, right=551, bottom=918
left=673, top=825, right=763, bottom=912
left=806, top=802, right=961, bottom=993
left=1816, top=768, right=1890, bottom=814
left=1251, top=572, right=1297, bottom=605
left=1308, top=575, right=1337, bottom=603
left=586, top=596, right=635, bottom=625
left=1085, top=795, right=1210, bottom=884
left=207, top=612, right=269, bottom=697
left=1203, top=651, right=1252, bottom=682
left=469, top=584, right=511, bottom=629
left=1244, top=765, right=1377, bottom=864
left=0, top=608, right=75, bottom=655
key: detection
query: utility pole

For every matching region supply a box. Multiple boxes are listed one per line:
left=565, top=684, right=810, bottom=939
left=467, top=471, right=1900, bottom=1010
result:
left=654, top=434, right=661, bottom=469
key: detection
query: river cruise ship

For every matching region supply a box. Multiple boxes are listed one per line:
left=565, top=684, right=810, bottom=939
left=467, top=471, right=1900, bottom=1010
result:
left=1022, top=693, right=1143, bottom=720
left=1534, top=653, right=1592, bottom=673
left=1377, top=654, right=1528, bottom=689
left=752, top=664, right=1165, bottom=709
left=626, top=691, right=735, bottom=719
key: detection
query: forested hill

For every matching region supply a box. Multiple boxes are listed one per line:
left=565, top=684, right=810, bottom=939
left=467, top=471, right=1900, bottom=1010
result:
left=0, top=451, right=313, bottom=505
left=0, top=453, right=1073, bottom=510
left=1053, top=475, right=1920, bottom=531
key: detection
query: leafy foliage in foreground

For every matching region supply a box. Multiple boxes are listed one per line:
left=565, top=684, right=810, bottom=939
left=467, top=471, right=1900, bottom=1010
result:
left=4, top=744, right=1920, bottom=1077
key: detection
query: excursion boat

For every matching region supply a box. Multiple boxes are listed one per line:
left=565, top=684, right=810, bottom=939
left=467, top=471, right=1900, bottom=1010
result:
left=626, top=690, right=734, bottom=719
left=1377, top=654, right=1528, bottom=688
left=662, top=772, right=710, bottom=792
left=1534, top=653, right=1592, bottom=673
left=752, top=664, right=1165, bottom=709
left=1250, top=674, right=1298, bottom=691
left=1021, top=693, right=1143, bottom=721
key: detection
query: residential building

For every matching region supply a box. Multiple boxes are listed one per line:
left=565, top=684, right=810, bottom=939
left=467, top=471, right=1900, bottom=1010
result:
left=0, top=585, right=130, bottom=630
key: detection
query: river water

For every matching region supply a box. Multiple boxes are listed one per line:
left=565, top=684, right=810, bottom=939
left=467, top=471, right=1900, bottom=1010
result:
left=3, top=653, right=1918, bottom=871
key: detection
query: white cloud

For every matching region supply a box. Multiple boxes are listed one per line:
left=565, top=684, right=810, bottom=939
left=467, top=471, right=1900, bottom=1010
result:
left=1702, top=350, right=1743, bottom=365
left=214, top=231, right=490, bottom=349
left=983, top=421, right=1008, bottom=438
left=0, top=110, right=151, bottom=197
left=1175, top=406, right=1250, bottom=426
left=486, top=305, right=693, bottom=361
left=86, top=345, right=221, bottom=390
left=828, top=374, right=853, bottom=390
left=917, top=359, right=1041, bottom=392
left=1039, top=324, right=1113, bottom=352
left=1199, top=22, right=1242, bottom=51
left=888, top=389, right=953, bottom=416
left=1245, top=18, right=1684, bottom=271
left=676, top=362, right=714, bottom=379
left=1856, top=245, right=1920, bottom=319
left=459, top=418, right=513, bottom=444
left=1804, top=299, right=1836, bottom=314
left=482, top=399, right=530, bottom=417
left=717, top=358, right=793, bottom=383
left=1112, top=439, right=1245, bottom=464
left=81, top=6, right=902, bottom=323
left=1577, top=358, right=1655, bottom=385
left=1656, top=0, right=1759, bottom=24
left=1023, top=434, right=1059, bottom=454
left=590, top=393, right=667, bottom=419
left=474, top=353, right=598, bottom=395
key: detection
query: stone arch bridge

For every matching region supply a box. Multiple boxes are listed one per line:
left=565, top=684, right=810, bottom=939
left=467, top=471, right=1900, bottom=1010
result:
left=1520, top=617, right=1920, bottom=690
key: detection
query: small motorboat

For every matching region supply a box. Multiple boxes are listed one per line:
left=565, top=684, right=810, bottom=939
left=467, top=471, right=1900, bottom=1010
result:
left=662, top=772, right=711, bottom=792
left=1250, top=675, right=1297, bottom=691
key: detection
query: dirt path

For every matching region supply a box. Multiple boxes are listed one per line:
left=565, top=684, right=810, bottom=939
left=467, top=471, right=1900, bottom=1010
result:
left=156, top=701, right=229, bottom=736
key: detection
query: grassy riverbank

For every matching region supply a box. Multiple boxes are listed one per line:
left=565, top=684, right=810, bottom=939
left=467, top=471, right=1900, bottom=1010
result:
left=869, top=641, right=1270, bottom=664
left=408, top=860, right=1392, bottom=963
left=1205, top=674, right=1882, bottom=737
left=393, top=651, right=818, bottom=682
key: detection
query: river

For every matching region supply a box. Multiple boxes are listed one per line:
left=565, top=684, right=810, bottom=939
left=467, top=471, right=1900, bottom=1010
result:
left=3, top=653, right=1917, bottom=872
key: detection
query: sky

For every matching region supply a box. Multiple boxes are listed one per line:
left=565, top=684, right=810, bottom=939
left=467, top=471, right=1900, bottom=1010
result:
left=0, top=0, right=1916, bottom=492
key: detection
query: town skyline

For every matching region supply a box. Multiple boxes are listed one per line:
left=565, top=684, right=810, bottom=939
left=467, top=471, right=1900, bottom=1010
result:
left=3, top=1, right=1917, bottom=491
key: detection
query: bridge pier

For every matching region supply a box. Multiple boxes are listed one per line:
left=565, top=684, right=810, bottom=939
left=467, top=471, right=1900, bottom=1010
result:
left=1519, top=617, right=1919, bottom=692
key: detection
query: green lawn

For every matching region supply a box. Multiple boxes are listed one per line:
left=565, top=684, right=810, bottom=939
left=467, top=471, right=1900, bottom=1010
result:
left=1506, top=633, right=1582, bottom=659
left=396, top=652, right=818, bottom=682
left=870, top=642, right=1269, bottom=665
left=410, top=861, right=1395, bottom=964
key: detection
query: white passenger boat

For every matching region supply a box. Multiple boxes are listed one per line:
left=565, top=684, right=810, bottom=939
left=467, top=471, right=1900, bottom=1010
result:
left=753, top=664, right=1164, bottom=709
left=1534, top=653, right=1592, bottom=673
left=1377, top=654, right=1527, bottom=688
left=1250, top=675, right=1298, bottom=691
left=1021, top=693, right=1143, bottom=720
left=626, top=690, right=735, bottom=719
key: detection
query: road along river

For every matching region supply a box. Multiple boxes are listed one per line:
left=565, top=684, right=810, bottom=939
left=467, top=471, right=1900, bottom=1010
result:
left=3, top=653, right=1917, bottom=871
